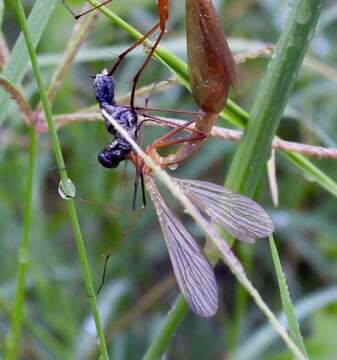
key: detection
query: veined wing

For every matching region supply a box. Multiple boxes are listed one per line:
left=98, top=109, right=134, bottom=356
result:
left=172, top=177, right=274, bottom=243
left=145, top=176, right=218, bottom=317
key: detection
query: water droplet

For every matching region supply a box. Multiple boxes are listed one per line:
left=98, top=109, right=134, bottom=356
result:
left=168, top=164, right=179, bottom=171
left=58, top=178, right=76, bottom=199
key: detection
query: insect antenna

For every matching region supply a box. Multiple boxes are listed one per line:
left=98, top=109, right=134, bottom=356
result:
left=96, top=205, right=144, bottom=294
left=96, top=254, right=110, bottom=294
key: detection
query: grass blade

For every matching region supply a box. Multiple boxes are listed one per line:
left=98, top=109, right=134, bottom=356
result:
left=225, top=0, right=325, bottom=194
left=143, top=297, right=188, bottom=360
left=0, top=0, right=58, bottom=126
left=4, top=127, right=36, bottom=360
left=11, top=1, right=109, bottom=359
left=269, top=234, right=308, bottom=358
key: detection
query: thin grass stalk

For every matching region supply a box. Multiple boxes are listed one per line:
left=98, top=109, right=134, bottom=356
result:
left=143, top=297, right=188, bottom=360
left=234, top=286, right=337, bottom=359
left=0, top=0, right=58, bottom=126
left=228, top=246, right=252, bottom=351
left=11, top=2, right=109, bottom=359
left=104, top=113, right=306, bottom=360
left=45, top=4, right=99, bottom=105
left=0, top=297, right=69, bottom=359
left=4, top=127, right=36, bottom=360
left=269, top=235, right=308, bottom=357
left=47, top=113, right=337, bottom=159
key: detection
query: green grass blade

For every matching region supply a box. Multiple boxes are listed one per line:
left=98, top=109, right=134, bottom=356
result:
left=225, top=0, right=325, bottom=194
left=143, top=296, right=188, bottom=360
left=0, top=0, right=58, bottom=126
left=269, top=235, right=308, bottom=358
left=11, top=2, right=109, bottom=359
left=4, top=127, right=36, bottom=360
left=225, top=0, right=323, bottom=353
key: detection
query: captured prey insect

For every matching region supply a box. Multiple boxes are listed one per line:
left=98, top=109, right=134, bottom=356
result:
left=93, top=69, right=137, bottom=169
left=93, top=71, right=274, bottom=317
left=93, top=69, right=146, bottom=208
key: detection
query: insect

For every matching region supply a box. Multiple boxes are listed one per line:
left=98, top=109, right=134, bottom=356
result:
left=87, top=0, right=268, bottom=317
left=94, top=70, right=274, bottom=317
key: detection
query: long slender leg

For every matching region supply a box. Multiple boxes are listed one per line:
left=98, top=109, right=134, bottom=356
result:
left=132, top=171, right=140, bottom=211
left=108, top=22, right=161, bottom=76
left=140, top=172, right=146, bottom=207
left=152, top=119, right=198, bottom=144
left=129, top=0, right=169, bottom=112
left=129, top=30, right=165, bottom=113
left=62, top=0, right=113, bottom=19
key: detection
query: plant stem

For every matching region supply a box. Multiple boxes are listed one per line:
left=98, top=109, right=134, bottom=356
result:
left=143, top=296, right=188, bottom=360
left=11, top=2, right=109, bottom=359
left=226, top=0, right=324, bottom=352
left=4, top=127, right=36, bottom=360
left=225, top=0, right=325, bottom=194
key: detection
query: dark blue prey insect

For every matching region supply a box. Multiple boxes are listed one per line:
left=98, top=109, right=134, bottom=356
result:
left=93, top=70, right=138, bottom=169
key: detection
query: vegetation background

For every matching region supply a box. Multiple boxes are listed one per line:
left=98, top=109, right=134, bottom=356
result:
left=0, top=0, right=336, bottom=359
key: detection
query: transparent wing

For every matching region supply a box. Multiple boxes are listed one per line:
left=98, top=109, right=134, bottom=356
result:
left=173, top=177, right=274, bottom=243
left=145, top=177, right=218, bottom=317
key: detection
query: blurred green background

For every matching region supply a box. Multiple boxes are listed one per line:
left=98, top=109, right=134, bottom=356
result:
left=0, top=0, right=337, bottom=359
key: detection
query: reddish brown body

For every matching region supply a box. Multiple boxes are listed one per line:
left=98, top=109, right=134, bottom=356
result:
left=150, top=0, right=239, bottom=168
left=186, top=0, right=239, bottom=114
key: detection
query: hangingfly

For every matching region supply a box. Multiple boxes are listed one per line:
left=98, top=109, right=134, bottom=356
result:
left=93, top=71, right=275, bottom=316
left=67, top=0, right=274, bottom=318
